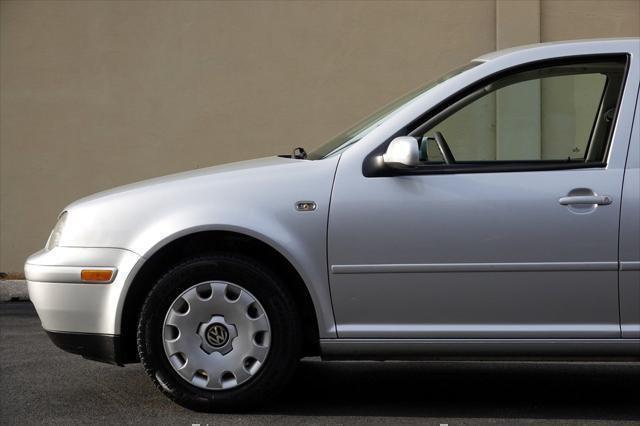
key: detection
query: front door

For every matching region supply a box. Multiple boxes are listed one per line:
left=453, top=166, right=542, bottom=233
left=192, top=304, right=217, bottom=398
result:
left=327, top=57, right=629, bottom=339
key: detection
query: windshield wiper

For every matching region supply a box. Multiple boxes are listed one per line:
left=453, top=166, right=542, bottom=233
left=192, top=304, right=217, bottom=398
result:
left=292, top=146, right=308, bottom=160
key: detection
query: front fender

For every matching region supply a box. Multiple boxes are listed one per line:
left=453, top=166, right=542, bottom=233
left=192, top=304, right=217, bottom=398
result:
left=120, top=218, right=337, bottom=338
left=60, top=156, right=341, bottom=338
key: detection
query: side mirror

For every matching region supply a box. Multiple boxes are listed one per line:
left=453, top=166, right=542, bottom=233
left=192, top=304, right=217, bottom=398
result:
left=382, top=136, right=419, bottom=168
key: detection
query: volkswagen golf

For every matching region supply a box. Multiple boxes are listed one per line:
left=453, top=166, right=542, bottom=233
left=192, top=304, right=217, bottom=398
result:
left=26, top=38, right=640, bottom=411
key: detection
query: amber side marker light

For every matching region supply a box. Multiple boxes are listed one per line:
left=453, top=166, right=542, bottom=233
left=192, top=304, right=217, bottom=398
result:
left=81, top=269, right=114, bottom=283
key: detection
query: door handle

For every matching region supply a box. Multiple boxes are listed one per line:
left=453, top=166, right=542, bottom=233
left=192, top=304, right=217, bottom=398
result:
left=558, top=195, right=613, bottom=206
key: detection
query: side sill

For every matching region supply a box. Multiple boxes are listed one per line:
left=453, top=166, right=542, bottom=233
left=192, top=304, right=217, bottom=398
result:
left=45, top=331, right=136, bottom=366
left=320, top=339, right=640, bottom=361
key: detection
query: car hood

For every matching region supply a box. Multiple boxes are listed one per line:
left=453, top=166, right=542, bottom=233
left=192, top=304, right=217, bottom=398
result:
left=59, top=155, right=340, bottom=254
left=68, top=156, right=295, bottom=207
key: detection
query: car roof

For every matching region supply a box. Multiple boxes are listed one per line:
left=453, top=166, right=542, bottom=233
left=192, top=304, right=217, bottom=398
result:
left=475, top=38, right=640, bottom=62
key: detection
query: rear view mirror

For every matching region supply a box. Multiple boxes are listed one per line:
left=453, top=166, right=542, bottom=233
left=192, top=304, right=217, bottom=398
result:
left=382, top=137, right=419, bottom=168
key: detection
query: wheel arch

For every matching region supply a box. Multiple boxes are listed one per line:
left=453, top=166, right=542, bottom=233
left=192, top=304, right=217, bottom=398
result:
left=118, top=230, right=321, bottom=363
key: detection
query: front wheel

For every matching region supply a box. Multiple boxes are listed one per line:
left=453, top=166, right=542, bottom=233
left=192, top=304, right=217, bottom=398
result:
left=137, top=254, right=302, bottom=411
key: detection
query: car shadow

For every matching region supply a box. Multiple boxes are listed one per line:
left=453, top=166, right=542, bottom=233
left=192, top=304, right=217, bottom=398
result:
left=265, top=358, right=640, bottom=420
left=5, top=303, right=638, bottom=422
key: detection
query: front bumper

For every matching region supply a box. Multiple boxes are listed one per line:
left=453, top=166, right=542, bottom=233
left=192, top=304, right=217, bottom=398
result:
left=25, top=247, right=141, bottom=361
left=46, top=331, right=124, bottom=365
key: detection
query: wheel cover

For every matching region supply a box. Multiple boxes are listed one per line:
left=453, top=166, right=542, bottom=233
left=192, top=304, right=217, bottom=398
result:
left=162, top=281, right=271, bottom=390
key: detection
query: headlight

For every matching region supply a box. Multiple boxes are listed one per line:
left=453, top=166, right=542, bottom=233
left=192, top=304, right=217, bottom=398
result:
left=45, top=211, right=67, bottom=250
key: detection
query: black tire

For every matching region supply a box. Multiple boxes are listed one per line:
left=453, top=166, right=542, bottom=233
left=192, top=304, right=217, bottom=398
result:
left=136, top=254, right=302, bottom=412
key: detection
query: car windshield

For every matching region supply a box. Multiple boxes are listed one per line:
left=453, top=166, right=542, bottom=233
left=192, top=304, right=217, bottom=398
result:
left=307, top=62, right=480, bottom=160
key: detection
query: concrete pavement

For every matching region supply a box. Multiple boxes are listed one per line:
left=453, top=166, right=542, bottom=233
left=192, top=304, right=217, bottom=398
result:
left=0, top=280, right=28, bottom=302
left=1, top=302, right=639, bottom=425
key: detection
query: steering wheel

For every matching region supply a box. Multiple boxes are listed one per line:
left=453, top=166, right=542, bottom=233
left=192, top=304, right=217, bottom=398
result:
left=434, top=131, right=455, bottom=165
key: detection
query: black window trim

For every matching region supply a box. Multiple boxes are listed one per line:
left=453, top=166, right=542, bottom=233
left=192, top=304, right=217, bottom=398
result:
left=362, top=53, right=630, bottom=178
left=582, top=74, right=610, bottom=161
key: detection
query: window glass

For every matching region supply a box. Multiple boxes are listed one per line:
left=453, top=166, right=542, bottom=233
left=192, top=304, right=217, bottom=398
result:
left=419, top=64, right=621, bottom=165
left=307, top=62, right=480, bottom=160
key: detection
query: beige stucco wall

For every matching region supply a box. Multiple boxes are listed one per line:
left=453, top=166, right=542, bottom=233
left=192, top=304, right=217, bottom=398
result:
left=1, top=0, right=638, bottom=273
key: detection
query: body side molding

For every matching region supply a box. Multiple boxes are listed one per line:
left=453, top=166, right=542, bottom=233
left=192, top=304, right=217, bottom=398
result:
left=331, top=262, right=618, bottom=274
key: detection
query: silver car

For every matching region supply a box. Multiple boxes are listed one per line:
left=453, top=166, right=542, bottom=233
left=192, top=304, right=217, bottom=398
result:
left=25, top=38, right=640, bottom=411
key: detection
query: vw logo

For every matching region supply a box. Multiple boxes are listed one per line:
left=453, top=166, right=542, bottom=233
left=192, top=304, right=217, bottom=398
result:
left=205, top=323, right=229, bottom=348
